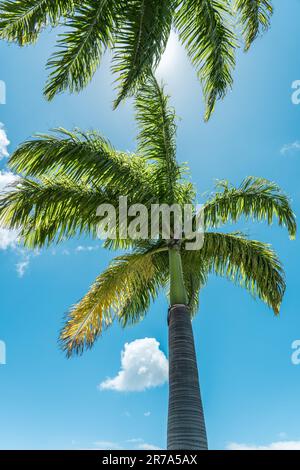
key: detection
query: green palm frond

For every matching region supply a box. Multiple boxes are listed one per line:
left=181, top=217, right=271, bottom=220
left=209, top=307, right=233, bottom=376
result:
left=181, top=250, right=208, bottom=314
left=44, top=0, right=119, bottom=100
left=112, top=0, right=174, bottom=107
left=8, top=128, right=154, bottom=197
left=0, top=176, right=124, bottom=247
left=135, top=74, right=180, bottom=202
left=201, top=231, right=285, bottom=314
left=0, top=0, right=75, bottom=45
left=203, top=177, right=297, bottom=238
left=234, top=0, right=273, bottom=51
left=175, top=0, right=236, bottom=120
left=60, top=246, right=167, bottom=356
left=103, top=235, right=169, bottom=253
left=118, top=248, right=169, bottom=327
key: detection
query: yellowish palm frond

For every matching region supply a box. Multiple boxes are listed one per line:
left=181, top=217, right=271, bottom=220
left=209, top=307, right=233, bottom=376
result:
left=60, top=246, right=167, bottom=356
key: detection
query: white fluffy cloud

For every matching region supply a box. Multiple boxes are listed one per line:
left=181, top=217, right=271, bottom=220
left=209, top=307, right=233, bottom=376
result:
left=0, top=171, right=32, bottom=276
left=0, top=171, right=19, bottom=250
left=0, top=228, right=19, bottom=250
left=0, top=170, right=17, bottom=192
left=227, top=441, right=300, bottom=450
left=99, top=338, right=168, bottom=392
left=0, top=123, right=10, bottom=159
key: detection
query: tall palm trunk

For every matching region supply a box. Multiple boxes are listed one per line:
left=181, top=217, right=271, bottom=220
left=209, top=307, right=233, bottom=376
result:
left=167, top=246, right=208, bottom=450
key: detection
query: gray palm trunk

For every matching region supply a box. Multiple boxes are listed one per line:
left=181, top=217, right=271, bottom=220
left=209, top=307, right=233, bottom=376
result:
left=167, top=304, right=208, bottom=450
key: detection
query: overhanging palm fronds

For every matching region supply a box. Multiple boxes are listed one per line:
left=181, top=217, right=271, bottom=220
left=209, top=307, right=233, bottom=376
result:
left=0, top=0, right=274, bottom=118
left=44, top=1, right=120, bottom=100
left=234, top=0, right=273, bottom=51
left=0, top=0, right=75, bottom=45
left=112, top=0, right=174, bottom=107
left=175, top=0, right=236, bottom=120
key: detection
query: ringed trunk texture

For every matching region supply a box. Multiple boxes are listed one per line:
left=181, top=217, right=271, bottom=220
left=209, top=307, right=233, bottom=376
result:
left=167, top=304, right=208, bottom=450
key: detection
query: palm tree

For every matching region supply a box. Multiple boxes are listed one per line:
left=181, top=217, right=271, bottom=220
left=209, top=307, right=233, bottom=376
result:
left=0, top=0, right=273, bottom=119
left=0, top=76, right=296, bottom=449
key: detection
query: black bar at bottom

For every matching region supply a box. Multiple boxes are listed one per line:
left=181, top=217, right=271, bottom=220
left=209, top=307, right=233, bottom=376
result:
left=0, top=450, right=298, bottom=465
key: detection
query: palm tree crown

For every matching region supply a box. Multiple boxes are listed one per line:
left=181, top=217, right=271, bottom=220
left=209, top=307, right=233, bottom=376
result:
left=0, top=75, right=296, bottom=357
left=0, top=0, right=273, bottom=119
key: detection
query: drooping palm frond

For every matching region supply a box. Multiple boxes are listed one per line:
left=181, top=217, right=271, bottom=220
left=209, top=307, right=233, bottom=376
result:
left=112, top=0, right=174, bottom=107
left=0, top=176, right=124, bottom=247
left=0, top=172, right=179, bottom=251
left=203, top=177, right=297, bottom=238
left=234, top=0, right=273, bottom=51
left=175, top=0, right=236, bottom=120
left=44, top=0, right=120, bottom=100
left=60, top=246, right=167, bottom=356
left=8, top=128, right=154, bottom=198
left=201, top=231, right=285, bottom=314
left=135, top=74, right=181, bottom=203
left=0, top=0, right=75, bottom=45
left=181, top=250, right=208, bottom=314
left=118, top=247, right=169, bottom=327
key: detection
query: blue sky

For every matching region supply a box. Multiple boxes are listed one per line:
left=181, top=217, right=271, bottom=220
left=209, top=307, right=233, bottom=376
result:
left=0, top=0, right=300, bottom=450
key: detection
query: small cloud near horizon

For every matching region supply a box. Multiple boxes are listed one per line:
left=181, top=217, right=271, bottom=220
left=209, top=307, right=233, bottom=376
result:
left=138, top=443, right=161, bottom=450
left=227, top=440, right=300, bottom=450
left=126, top=438, right=144, bottom=444
left=94, top=441, right=121, bottom=450
left=92, top=438, right=160, bottom=451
